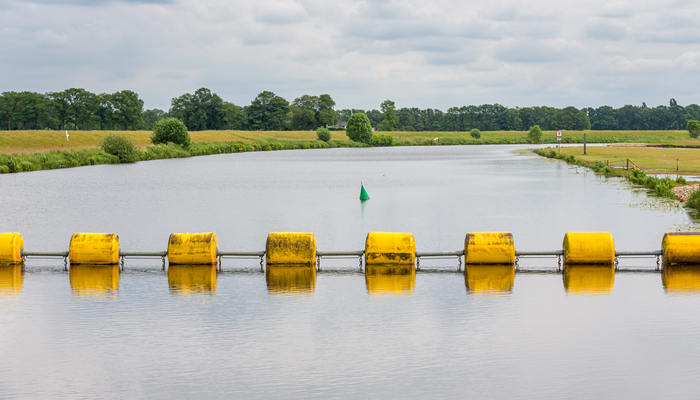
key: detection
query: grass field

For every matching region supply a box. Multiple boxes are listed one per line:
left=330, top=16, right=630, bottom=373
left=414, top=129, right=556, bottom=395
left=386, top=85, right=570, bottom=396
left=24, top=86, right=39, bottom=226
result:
left=0, top=130, right=351, bottom=154
left=0, top=129, right=696, bottom=154
left=556, top=146, right=700, bottom=174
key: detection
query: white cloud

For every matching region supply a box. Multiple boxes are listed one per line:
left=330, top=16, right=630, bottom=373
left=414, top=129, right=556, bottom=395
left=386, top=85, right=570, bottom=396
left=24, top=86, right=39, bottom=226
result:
left=1, top=0, right=699, bottom=110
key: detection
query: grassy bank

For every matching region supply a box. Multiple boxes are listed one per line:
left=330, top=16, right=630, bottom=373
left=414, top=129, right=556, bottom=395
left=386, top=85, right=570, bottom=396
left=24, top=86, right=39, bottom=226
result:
left=0, top=129, right=697, bottom=155
left=0, top=139, right=371, bottom=173
left=0, top=128, right=697, bottom=175
left=533, top=148, right=700, bottom=213
left=550, top=146, right=700, bottom=174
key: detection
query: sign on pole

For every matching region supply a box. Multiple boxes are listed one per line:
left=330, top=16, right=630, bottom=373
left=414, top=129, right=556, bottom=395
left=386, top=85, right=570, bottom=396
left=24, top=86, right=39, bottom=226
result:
left=556, top=130, right=562, bottom=152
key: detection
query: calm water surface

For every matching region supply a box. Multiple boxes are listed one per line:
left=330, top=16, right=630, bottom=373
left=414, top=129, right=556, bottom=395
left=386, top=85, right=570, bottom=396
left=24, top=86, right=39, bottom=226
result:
left=1, top=145, right=699, bottom=399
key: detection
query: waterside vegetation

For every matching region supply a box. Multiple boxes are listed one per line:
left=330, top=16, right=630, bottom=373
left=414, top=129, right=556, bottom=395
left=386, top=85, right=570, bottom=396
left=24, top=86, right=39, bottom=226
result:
left=534, top=148, right=700, bottom=213
left=0, top=127, right=698, bottom=175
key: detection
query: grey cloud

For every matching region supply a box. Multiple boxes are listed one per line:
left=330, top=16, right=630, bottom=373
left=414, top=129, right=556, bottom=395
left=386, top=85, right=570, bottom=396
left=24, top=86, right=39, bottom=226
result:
left=18, top=0, right=172, bottom=4
left=585, top=21, right=627, bottom=40
left=639, top=30, right=700, bottom=44
left=426, top=52, right=476, bottom=66
left=2, top=0, right=700, bottom=110
left=494, top=42, right=571, bottom=63
left=596, top=2, right=634, bottom=18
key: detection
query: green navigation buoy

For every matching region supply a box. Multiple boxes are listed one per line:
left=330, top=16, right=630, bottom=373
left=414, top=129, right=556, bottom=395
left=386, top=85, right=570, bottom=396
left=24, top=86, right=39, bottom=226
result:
left=360, top=183, right=370, bottom=201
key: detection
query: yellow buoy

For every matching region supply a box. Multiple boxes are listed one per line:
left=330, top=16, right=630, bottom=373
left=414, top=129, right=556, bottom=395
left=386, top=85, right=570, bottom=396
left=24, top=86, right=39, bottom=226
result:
left=662, top=232, right=700, bottom=265
left=563, top=264, right=615, bottom=295
left=465, top=264, right=515, bottom=294
left=563, top=232, right=615, bottom=264
left=265, top=232, right=316, bottom=265
left=167, top=233, right=218, bottom=265
left=662, top=263, right=700, bottom=292
left=365, top=264, right=415, bottom=296
left=265, top=265, right=316, bottom=294
left=465, top=232, right=515, bottom=265
left=69, top=264, right=120, bottom=296
left=0, top=264, right=23, bottom=296
left=168, top=264, right=217, bottom=295
left=69, top=233, right=120, bottom=265
left=0, top=233, right=25, bottom=264
left=364, top=232, right=416, bottom=265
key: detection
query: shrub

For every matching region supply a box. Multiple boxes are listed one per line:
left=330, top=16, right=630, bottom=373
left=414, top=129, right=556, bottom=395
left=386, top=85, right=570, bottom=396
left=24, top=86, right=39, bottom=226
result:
left=102, top=134, right=138, bottom=163
left=470, top=128, right=481, bottom=139
left=676, top=176, right=687, bottom=185
left=316, top=127, right=331, bottom=142
left=688, top=188, right=700, bottom=211
left=152, top=118, right=190, bottom=146
left=687, top=120, right=700, bottom=139
left=528, top=125, right=543, bottom=144
left=371, top=134, right=393, bottom=146
left=346, top=113, right=373, bottom=144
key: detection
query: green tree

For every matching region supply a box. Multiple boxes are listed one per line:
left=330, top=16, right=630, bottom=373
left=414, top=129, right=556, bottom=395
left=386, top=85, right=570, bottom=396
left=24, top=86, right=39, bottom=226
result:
left=316, top=127, right=331, bottom=142
left=247, top=91, right=290, bottom=130
left=102, top=134, right=138, bottom=163
left=142, top=108, right=166, bottom=130
left=152, top=118, right=190, bottom=146
left=346, top=113, right=373, bottom=144
left=687, top=120, right=700, bottom=138
left=110, top=90, right=144, bottom=130
left=290, top=94, right=318, bottom=130
left=47, top=91, right=72, bottom=129
left=169, top=88, right=226, bottom=130
left=377, top=100, right=398, bottom=131
left=528, top=125, right=543, bottom=143
left=470, top=128, right=481, bottom=139
left=0, top=92, right=22, bottom=130
left=317, top=94, right=337, bottom=127
left=95, top=94, right=114, bottom=130
left=63, top=88, right=99, bottom=129
left=221, top=102, right=247, bottom=129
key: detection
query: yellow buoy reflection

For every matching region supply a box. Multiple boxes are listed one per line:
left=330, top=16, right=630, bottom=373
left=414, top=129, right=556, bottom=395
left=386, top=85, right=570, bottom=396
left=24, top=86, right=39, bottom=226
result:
left=563, top=264, right=614, bottom=295
left=168, top=264, right=217, bottom=295
left=662, top=263, right=700, bottom=293
left=465, top=264, right=515, bottom=294
left=365, top=264, right=415, bottom=296
left=265, top=264, right=316, bottom=295
left=69, top=264, right=120, bottom=297
left=0, top=264, right=24, bottom=297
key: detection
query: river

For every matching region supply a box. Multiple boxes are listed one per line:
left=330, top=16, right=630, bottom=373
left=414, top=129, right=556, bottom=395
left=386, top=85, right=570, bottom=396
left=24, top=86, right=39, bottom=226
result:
left=0, top=145, right=698, bottom=399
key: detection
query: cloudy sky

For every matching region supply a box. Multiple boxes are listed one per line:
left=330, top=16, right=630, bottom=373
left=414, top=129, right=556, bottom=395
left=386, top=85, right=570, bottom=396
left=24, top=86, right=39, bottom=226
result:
left=1, top=0, right=699, bottom=110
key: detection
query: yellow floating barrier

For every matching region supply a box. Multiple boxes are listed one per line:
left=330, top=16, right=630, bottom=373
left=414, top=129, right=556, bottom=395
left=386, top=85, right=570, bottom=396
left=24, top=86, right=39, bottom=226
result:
left=465, top=264, right=515, bottom=294
left=365, top=264, right=415, bottom=296
left=0, top=264, right=23, bottom=296
left=168, top=233, right=218, bottom=265
left=168, top=264, right=217, bottom=295
left=563, top=232, right=615, bottom=264
left=266, top=265, right=316, bottom=294
left=465, top=232, right=515, bottom=265
left=69, top=233, right=120, bottom=265
left=69, top=264, right=120, bottom=296
left=364, top=232, right=415, bottom=265
left=563, top=264, right=615, bottom=294
left=0, top=233, right=25, bottom=264
left=662, top=232, right=700, bottom=265
left=662, top=263, right=700, bottom=292
left=265, top=232, right=316, bottom=265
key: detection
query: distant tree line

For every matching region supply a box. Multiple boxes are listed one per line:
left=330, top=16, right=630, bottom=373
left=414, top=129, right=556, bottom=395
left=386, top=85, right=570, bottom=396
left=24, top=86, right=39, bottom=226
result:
left=1, top=88, right=698, bottom=132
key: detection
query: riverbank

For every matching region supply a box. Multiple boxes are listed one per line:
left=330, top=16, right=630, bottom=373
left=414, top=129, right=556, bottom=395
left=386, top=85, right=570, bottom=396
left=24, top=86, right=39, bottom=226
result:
left=0, top=129, right=695, bottom=154
left=553, top=146, right=700, bottom=174
left=533, top=148, right=700, bottom=213
left=0, top=128, right=696, bottom=174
